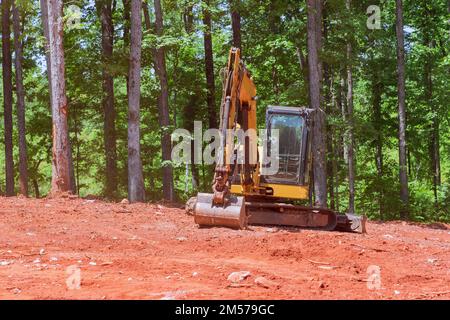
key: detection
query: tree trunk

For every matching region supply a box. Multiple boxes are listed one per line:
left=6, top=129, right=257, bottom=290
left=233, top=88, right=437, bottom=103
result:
left=332, top=73, right=342, bottom=212
left=40, top=0, right=51, bottom=87
left=13, top=1, right=28, bottom=196
left=326, top=73, right=335, bottom=210
left=229, top=0, right=241, bottom=50
left=340, top=71, right=348, bottom=164
left=183, top=2, right=194, bottom=34
left=202, top=0, right=217, bottom=129
left=423, top=15, right=441, bottom=205
left=307, top=0, right=327, bottom=207
left=2, top=0, right=15, bottom=196
left=322, top=9, right=334, bottom=209
left=127, top=0, right=145, bottom=202
left=123, top=0, right=130, bottom=100
left=346, top=0, right=355, bottom=214
left=395, top=0, right=409, bottom=219
left=96, top=0, right=118, bottom=198
left=40, top=0, right=58, bottom=192
left=153, top=0, right=174, bottom=201
left=46, top=0, right=72, bottom=194
left=33, top=178, right=40, bottom=198
left=372, top=72, right=384, bottom=219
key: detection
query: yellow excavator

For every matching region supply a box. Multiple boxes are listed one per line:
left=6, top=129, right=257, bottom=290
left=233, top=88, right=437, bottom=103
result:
left=191, top=47, right=366, bottom=233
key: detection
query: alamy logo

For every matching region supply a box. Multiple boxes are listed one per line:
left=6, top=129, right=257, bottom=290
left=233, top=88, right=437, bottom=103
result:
left=366, top=265, right=381, bottom=290
left=367, top=5, right=381, bottom=30
left=66, top=265, right=81, bottom=290
left=65, top=5, right=82, bottom=30
left=171, top=121, right=280, bottom=175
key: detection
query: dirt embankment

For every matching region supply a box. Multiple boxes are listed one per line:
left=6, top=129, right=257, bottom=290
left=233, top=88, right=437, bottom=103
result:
left=0, top=196, right=449, bottom=299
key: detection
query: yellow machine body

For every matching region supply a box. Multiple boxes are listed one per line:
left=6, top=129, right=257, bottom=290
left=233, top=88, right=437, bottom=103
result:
left=193, top=47, right=366, bottom=233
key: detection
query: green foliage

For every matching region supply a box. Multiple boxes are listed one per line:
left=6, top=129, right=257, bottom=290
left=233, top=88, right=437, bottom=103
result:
left=0, top=0, right=448, bottom=222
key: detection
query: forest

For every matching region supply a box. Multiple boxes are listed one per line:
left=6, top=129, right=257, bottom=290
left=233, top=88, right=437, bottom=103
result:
left=0, top=0, right=449, bottom=222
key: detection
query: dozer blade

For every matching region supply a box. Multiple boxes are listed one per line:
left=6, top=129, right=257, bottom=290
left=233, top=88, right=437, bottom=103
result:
left=194, top=193, right=247, bottom=229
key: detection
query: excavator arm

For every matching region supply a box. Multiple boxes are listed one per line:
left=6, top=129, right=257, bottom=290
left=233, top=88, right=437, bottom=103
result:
left=194, top=48, right=255, bottom=229
left=212, top=47, right=257, bottom=206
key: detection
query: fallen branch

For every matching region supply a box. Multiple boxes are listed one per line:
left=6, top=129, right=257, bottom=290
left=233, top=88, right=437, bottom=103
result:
left=306, top=259, right=330, bottom=265
left=418, top=290, right=450, bottom=298
left=226, top=283, right=253, bottom=288
left=352, top=243, right=389, bottom=252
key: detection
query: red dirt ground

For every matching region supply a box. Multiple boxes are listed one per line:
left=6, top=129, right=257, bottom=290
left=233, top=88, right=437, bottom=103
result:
left=0, top=196, right=449, bottom=300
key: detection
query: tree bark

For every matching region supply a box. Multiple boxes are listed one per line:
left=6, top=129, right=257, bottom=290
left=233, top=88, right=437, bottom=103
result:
left=33, top=178, right=40, bottom=198
left=422, top=8, right=441, bottom=205
left=229, top=0, right=241, bottom=50
left=325, top=69, right=335, bottom=210
left=123, top=0, right=130, bottom=45
left=153, top=0, right=174, bottom=201
left=46, top=0, right=72, bottom=194
left=123, top=0, right=130, bottom=99
left=332, top=73, right=342, bottom=212
left=202, top=0, right=217, bottom=129
left=96, top=0, right=118, bottom=198
left=372, top=72, right=384, bottom=219
left=345, top=0, right=355, bottom=214
left=2, top=0, right=15, bottom=196
left=127, top=0, right=145, bottom=202
left=429, top=76, right=441, bottom=204
left=183, top=1, right=194, bottom=34
left=322, top=9, right=334, bottom=209
left=307, top=0, right=327, bottom=207
left=395, top=0, right=409, bottom=219
left=13, top=1, right=28, bottom=196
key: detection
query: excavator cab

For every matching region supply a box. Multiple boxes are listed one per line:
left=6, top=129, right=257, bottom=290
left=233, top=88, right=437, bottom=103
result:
left=262, top=106, right=312, bottom=188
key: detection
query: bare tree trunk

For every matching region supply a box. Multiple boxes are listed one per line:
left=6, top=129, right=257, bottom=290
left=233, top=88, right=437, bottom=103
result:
left=372, top=73, right=384, bottom=219
left=332, top=73, right=342, bottom=212
left=345, top=0, right=355, bottom=214
left=153, top=0, right=174, bottom=201
left=325, top=70, right=335, bottom=210
left=322, top=8, right=334, bottom=209
left=33, top=178, right=40, bottom=198
left=395, top=0, right=409, bottom=219
left=13, top=1, right=28, bottom=196
left=40, top=0, right=51, bottom=84
left=202, top=0, right=217, bottom=129
left=127, top=0, right=145, bottom=202
left=2, top=0, right=15, bottom=196
left=41, top=0, right=56, bottom=192
left=422, top=14, right=441, bottom=205
left=46, top=0, right=72, bottom=194
left=340, top=71, right=348, bottom=164
left=183, top=1, right=194, bottom=34
left=123, top=0, right=131, bottom=101
left=307, top=0, right=327, bottom=207
left=41, top=0, right=75, bottom=194
left=96, top=0, right=118, bottom=198
left=430, top=114, right=441, bottom=204
left=229, top=0, right=241, bottom=50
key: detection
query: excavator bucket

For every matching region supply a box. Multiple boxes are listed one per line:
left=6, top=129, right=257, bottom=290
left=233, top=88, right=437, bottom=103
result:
left=336, top=213, right=367, bottom=233
left=194, top=193, right=247, bottom=229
